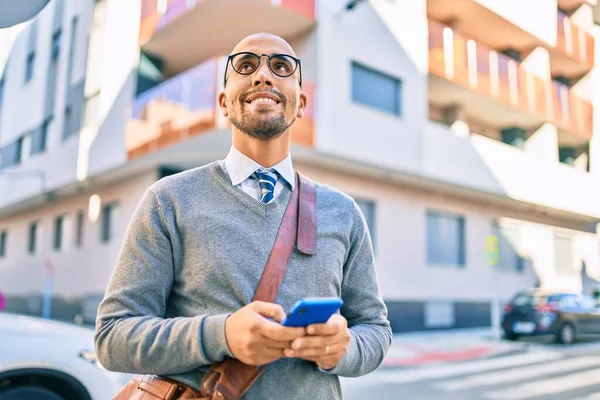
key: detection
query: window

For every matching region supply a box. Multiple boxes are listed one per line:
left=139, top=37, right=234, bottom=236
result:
left=0, top=137, right=23, bottom=168
left=51, top=29, right=62, bottom=61
left=25, top=52, right=35, bottom=82
left=0, top=230, right=6, bottom=257
left=54, top=215, right=64, bottom=251
left=68, top=17, right=78, bottom=77
left=427, top=210, right=466, bottom=266
left=492, top=222, right=524, bottom=272
left=31, top=118, right=51, bottom=155
left=20, top=133, right=32, bottom=163
left=554, top=235, right=574, bottom=274
left=63, top=106, right=72, bottom=139
left=101, top=203, right=117, bottom=243
left=28, top=222, right=38, bottom=254
left=355, top=199, right=376, bottom=254
left=76, top=210, right=84, bottom=247
left=351, top=62, right=402, bottom=115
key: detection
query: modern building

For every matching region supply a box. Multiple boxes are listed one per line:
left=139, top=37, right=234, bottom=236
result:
left=1, top=0, right=600, bottom=332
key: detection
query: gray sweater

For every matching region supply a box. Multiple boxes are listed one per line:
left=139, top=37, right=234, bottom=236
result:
left=95, top=162, right=392, bottom=399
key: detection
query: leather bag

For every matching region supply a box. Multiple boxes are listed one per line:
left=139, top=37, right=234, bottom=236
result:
left=112, top=172, right=317, bottom=400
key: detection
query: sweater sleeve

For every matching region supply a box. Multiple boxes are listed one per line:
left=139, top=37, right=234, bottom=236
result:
left=321, top=201, right=393, bottom=377
left=94, top=188, right=233, bottom=375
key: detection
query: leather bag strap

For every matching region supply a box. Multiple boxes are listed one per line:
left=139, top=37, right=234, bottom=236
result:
left=200, top=172, right=317, bottom=400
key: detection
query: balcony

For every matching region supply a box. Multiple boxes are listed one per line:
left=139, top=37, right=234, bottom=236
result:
left=427, top=0, right=547, bottom=53
left=428, top=20, right=593, bottom=142
left=553, top=10, right=595, bottom=76
left=139, top=0, right=316, bottom=76
left=126, top=58, right=315, bottom=160
left=424, top=121, right=600, bottom=219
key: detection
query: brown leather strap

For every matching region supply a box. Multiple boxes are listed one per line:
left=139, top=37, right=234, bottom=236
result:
left=200, top=172, right=317, bottom=400
left=297, top=173, right=317, bottom=256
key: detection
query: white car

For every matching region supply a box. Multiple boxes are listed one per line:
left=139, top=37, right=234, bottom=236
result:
left=0, top=312, right=132, bottom=400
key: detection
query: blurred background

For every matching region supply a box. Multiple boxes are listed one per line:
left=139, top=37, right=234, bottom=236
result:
left=2, top=0, right=600, bottom=399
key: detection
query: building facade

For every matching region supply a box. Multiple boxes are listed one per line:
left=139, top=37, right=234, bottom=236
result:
left=1, top=0, right=600, bottom=332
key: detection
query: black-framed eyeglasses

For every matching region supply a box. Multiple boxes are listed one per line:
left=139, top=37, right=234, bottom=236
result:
left=223, top=52, right=302, bottom=88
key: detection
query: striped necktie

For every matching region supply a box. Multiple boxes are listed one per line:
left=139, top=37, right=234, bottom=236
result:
left=253, top=168, right=279, bottom=203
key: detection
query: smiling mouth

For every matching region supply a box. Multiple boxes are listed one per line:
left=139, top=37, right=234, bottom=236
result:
left=246, top=97, right=280, bottom=106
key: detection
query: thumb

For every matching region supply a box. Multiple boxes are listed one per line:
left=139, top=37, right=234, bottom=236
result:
left=251, top=301, right=286, bottom=322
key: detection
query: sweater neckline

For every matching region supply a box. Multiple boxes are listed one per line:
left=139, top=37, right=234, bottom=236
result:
left=209, top=161, right=293, bottom=214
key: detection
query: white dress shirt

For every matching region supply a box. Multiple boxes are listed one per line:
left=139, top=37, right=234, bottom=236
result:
left=220, top=146, right=295, bottom=201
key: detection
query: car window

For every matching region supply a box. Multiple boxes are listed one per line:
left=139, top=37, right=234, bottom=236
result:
left=512, top=294, right=544, bottom=307
left=548, top=294, right=578, bottom=308
left=579, top=293, right=598, bottom=309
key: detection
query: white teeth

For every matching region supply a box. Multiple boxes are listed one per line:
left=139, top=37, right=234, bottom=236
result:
left=250, top=98, right=277, bottom=105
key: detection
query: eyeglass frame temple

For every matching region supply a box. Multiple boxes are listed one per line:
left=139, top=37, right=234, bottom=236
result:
left=222, top=52, right=303, bottom=88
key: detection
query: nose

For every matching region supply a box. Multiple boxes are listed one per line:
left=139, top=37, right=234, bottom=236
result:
left=252, top=58, right=273, bottom=87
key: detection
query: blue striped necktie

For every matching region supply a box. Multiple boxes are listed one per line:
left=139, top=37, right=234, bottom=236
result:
left=253, top=168, right=279, bottom=203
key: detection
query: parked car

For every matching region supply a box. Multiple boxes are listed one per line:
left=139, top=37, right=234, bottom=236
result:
left=501, top=289, right=600, bottom=344
left=0, top=312, right=132, bottom=399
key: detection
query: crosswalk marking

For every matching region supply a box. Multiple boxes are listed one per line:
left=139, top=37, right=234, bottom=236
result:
left=372, top=351, right=563, bottom=384
left=435, top=356, right=600, bottom=391
left=576, top=392, right=600, bottom=400
left=484, top=367, right=600, bottom=400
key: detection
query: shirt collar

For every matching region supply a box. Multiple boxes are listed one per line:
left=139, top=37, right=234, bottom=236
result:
left=223, top=145, right=296, bottom=190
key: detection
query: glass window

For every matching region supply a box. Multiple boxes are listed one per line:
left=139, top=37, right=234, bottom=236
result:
left=351, top=62, right=401, bottom=115
left=427, top=210, right=465, bottom=266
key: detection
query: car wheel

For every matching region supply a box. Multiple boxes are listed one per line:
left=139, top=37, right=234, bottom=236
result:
left=505, top=332, right=519, bottom=341
left=556, top=323, right=575, bottom=345
left=0, top=386, right=64, bottom=400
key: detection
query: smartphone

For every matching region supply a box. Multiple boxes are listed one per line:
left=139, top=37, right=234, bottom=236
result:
left=281, top=297, right=344, bottom=327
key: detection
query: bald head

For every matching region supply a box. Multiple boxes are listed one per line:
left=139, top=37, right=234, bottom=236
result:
left=218, top=32, right=306, bottom=143
left=230, top=33, right=297, bottom=58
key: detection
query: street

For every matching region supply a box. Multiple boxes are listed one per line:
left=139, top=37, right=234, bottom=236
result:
left=341, top=336, right=600, bottom=400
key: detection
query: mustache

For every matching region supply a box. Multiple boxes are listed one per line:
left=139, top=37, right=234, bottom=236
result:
left=241, top=88, right=286, bottom=104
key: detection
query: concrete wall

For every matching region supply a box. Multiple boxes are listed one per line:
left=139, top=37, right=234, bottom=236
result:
left=424, top=121, right=600, bottom=218
left=315, top=0, right=428, bottom=173
left=475, top=0, right=558, bottom=46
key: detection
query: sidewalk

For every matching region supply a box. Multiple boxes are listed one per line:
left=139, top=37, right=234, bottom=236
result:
left=383, top=328, right=528, bottom=368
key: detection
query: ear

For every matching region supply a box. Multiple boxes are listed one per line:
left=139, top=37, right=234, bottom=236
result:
left=296, top=92, right=307, bottom=118
left=218, top=92, right=229, bottom=117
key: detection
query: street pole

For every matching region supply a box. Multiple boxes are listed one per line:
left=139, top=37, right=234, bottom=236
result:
left=486, top=234, right=501, bottom=341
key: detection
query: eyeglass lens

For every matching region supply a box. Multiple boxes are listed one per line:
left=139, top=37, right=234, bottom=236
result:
left=231, top=53, right=297, bottom=77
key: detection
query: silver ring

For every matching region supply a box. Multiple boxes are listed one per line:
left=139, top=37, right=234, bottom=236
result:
left=325, top=345, right=330, bottom=354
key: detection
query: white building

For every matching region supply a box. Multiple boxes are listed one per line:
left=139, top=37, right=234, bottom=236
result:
left=1, top=0, right=600, bottom=332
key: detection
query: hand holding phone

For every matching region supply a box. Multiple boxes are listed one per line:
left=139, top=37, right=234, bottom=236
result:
left=281, top=297, right=343, bottom=327
left=281, top=298, right=351, bottom=371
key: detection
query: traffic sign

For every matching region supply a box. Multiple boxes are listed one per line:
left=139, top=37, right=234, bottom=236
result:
left=486, top=235, right=499, bottom=266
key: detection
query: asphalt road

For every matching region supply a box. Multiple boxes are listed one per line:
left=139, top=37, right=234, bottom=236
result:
left=340, top=336, right=600, bottom=400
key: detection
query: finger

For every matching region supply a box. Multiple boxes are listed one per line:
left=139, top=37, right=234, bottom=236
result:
left=251, top=301, right=286, bottom=322
left=261, top=338, right=294, bottom=350
left=261, top=320, right=305, bottom=341
left=289, top=335, right=329, bottom=350
left=285, top=344, right=340, bottom=359
left=306, top=322, right=338, bottom=336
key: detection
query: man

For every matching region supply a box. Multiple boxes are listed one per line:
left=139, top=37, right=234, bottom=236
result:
left=95, top=33, right=391, bottom=399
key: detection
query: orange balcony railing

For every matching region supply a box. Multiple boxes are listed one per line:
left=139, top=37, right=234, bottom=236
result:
left=428, top=19, right=593, bottom=140
left=126, top=58, right=315, bottom=159
left=126, top=58, right=219, bottom=159
left=139, top=0, right=315, bottom=45
left=556, top=11, right=594, bottom=67
left=551, top=81, right=593, bottom=139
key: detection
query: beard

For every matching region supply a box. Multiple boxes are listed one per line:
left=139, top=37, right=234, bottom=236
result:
left=230, top=91, right=297, bottom=141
